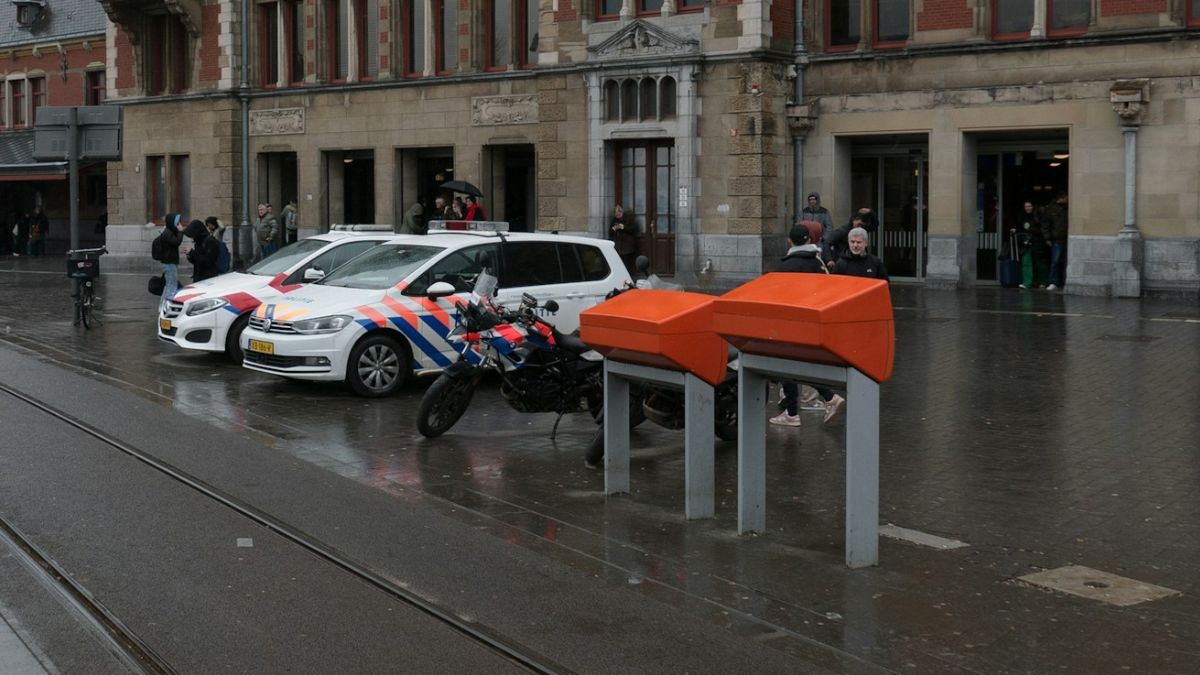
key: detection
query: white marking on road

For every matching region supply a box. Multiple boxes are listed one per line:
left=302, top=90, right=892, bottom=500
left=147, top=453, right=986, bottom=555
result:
left=236, top=538, right=254, bottom=548
left=880, top=524, right=969, bottom=550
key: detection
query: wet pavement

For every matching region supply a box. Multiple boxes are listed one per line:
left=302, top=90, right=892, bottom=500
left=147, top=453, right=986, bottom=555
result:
left=1, top=255, right=1199, bottom=673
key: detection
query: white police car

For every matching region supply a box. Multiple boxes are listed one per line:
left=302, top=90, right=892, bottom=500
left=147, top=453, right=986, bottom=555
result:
left=239, top=224, right=632, bottom=396
left=158, top=227, right=398, bottom=362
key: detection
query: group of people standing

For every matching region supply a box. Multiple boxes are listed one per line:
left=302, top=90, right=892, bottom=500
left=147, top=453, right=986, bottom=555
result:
left=1008, top=191, right=1068, bottom=290
left=152, top=213, right=231, bottom=300
left=2, top=208, right=50, bottom=257
left=399, top=194, right=488, bottom=236
left=771, top=193, right=890, bottom=428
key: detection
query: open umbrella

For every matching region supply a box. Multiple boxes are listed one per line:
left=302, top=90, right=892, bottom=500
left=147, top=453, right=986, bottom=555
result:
left=439, top=180, right=483, bottom=197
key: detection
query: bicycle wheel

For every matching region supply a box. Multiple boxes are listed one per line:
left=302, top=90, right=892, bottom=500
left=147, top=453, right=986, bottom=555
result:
left=79, top=283, right=96, bottom=329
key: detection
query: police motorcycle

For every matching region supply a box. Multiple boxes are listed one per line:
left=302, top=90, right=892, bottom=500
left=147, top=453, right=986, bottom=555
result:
left=416, top=270, right=610, bottom=438
left=584, top=256, right=739, bottom=468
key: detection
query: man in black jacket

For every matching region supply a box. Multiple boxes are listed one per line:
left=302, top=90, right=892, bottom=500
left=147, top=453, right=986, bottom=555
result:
left=183, top=219, right=221, bottom=282
left=771, top=225, right=827, bottom=427
left=156, top=213, right=184, bottom=299
left=833, top=227, right=888, bottom=280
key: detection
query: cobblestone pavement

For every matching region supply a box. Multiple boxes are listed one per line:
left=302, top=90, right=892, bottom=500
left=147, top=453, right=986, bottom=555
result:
left=1, top=257, right=1198, bottom=673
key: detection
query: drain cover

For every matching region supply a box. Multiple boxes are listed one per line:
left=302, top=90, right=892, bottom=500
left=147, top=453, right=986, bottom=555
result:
left=1018, top=565, right=1180, bottom=606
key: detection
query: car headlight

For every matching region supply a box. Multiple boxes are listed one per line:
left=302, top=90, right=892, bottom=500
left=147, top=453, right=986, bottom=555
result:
left=292, top=315, right=354, bottom=334
left=185, top=298, right=229, bottom=316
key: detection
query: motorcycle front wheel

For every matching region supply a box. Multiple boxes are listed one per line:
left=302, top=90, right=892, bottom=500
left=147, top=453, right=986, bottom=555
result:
left=417, top=372, right=479, bottom=437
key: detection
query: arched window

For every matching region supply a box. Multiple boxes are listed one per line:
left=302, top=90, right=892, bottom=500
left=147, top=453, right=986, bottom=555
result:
left=659, top=76, right=676, bottom=119
left=604, top=80, right=620, bottom=121
left=620, top=79, right=637, bottom=122
left=639, top=78, right=656, bottom=121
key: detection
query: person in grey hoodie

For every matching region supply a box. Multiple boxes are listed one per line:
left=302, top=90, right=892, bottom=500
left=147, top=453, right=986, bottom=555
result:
left=800, top=192, right=834, bottom=239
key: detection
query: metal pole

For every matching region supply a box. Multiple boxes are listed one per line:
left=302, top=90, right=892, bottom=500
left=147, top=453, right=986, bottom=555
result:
left=68, top=107, right=79, bottom=251
left=236, top=0, right=252, bottom=270
left=1122, top=126, right=1137, bottom=232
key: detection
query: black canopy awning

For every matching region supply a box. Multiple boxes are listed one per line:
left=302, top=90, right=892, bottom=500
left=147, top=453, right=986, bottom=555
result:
left=0, top=130, right=67, bottom=181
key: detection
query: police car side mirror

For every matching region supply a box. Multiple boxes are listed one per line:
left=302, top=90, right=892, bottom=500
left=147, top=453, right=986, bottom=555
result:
left=427, top=281, right=457, bottom=299
left=543, top=300, right=560, bottom=313
left=303, top=267, right=325, bottom=282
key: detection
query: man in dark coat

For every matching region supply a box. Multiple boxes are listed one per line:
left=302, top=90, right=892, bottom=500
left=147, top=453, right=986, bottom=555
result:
left=183, top=219, right=221, bottom=282
left=800, top=192, right=834, bottom=240
left=1040, top=191, right=1069, bottom=290
left=771, top=225, right=831, bottom=427
left=157, top=213, right=185, bottom=299
left=833, top=227, right=888, bottom=280
left=609, top=204, right=638, bottom=276
left=778, top=223, right=825, bottom=274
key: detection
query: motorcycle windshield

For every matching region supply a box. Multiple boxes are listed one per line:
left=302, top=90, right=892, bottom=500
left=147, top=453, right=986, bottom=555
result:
left=473, top=271, right=498, bottom=300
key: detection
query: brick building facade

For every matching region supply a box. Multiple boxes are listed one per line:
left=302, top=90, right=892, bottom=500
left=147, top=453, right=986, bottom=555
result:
left=99, top=0, right=1199, bottom=295
left=0, top=0, right=109, bottom=253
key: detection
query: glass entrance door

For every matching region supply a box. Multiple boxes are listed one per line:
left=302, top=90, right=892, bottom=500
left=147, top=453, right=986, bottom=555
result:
left=850, top=152, right=928, bottom=279
left=615, top=141, right=675, bottom=275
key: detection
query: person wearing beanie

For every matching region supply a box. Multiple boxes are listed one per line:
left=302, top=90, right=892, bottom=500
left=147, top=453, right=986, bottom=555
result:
left=800, top=192, right=833, bottom=238
left=184, top=218, right=221, bottom=282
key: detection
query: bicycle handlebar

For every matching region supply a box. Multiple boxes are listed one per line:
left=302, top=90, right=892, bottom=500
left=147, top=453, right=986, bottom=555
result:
left=66, top=246, right=108, bottom=256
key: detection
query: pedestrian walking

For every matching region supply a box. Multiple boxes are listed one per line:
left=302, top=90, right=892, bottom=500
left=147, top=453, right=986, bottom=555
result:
left=153, top=213, right=185, bottom=299
left=770, top=224, right=840, bottom=427
left=282, top=201, right=299, bottom=245
left=184, top=219, right=221, bottom=283
left=832, top=227, right=889, bottom=281
left=28, top=208, right=48, bottom=256
left=822, top=214, right=862, bottom=267
left=450, top=197, right=467, bottom=220
left=255, top=203, right=279, bottom=260
left=1041, top=191, right=1069, bottom=290
left=800, top=192, right=834, bottom=239
left=609, top=204, right=638, bottom=276
left=14, top=211, right=30, bottom=257
left=1011, top=200, right=1047, bottom=289
left=401, top=198, right=427, bottom=235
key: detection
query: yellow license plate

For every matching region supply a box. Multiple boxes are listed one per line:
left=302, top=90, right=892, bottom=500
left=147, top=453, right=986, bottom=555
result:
left=248, top=339, right=275, bottom=355
left=159, top=319, right=172, bottom=332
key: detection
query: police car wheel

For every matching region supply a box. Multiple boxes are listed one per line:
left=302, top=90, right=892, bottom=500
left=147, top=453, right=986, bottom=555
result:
left=225, top=314, right=250, bottom=364
left=347, top=333, right=410, bottom=397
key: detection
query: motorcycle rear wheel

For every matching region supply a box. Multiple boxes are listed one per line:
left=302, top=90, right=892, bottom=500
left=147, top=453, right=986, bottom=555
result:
left=417, top=373, right=478, bottom=437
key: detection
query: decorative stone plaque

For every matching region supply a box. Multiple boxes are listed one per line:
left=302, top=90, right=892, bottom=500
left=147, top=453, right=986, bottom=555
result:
left=249, top=108, right=305, bottom=136
left=472, top=95, right=538, bottom=126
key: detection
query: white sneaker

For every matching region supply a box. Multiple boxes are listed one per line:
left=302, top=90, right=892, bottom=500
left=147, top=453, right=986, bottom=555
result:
left=1046, top=284, right=1058, bottom=291
left=769, top=412, right=802, bottom=427
left=823, top=395, right=846, bottom=424
left=1018, top=284, right=1027, bottom=289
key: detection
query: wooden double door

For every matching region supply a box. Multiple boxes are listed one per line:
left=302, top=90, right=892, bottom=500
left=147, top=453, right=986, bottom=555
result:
left=614, top=140, right=675, bottom=275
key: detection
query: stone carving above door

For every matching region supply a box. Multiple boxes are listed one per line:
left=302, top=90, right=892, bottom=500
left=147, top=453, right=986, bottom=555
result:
left=590, top=20, right=699, bottom=61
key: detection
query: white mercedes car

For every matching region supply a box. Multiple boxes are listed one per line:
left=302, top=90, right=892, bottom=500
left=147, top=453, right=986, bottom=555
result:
left=158, top=228, right=398, bottom=362
left=240, top=229, right=632, bottom=396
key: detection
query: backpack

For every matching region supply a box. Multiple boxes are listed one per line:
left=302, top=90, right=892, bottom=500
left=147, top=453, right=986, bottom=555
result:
left=216, top=240, right=231, bottom=274
left=151, top=233, right=169, bottom=262
left=148, top=273, right=165, bottom=296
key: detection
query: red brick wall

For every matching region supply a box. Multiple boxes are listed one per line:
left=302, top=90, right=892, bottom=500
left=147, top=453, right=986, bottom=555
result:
left=772, top=0, right=794, bottom=44
left=916, top=0, right=973, bottom=31
left=116, top=29, right=136, bottom=90
left=554, top=0, right=576, bottom=22
left=1101, top=0, right=1167, bottom=16
left=198, top=5, right=221, bottom=82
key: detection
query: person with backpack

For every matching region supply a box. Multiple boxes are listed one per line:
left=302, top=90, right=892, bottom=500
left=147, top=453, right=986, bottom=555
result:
left=205, top=216, right=231, bottom=274
left=281, top=201, right=299, bottom=244
left=183, top=219, right=221, bottom=282
left=152, top=213, right=185, bottom=299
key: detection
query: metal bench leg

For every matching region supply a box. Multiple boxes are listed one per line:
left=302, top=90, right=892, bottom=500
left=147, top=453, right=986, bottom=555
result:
left=683, top=373, right=715, bottom=519
left=737, top=364, right=767, bottom=534
left=845, top=368, right=879, bottom=568
left=603, top=361, right=630, bottom=496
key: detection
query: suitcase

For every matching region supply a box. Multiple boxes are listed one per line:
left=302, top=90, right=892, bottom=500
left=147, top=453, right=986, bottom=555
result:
left=998, top=233, right=1022, bottom=288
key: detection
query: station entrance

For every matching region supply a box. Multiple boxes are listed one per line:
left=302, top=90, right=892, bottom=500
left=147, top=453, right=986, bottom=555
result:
left=849, top=137, right=929, bottom=280
left=974, top=131, right=1070, bottom=282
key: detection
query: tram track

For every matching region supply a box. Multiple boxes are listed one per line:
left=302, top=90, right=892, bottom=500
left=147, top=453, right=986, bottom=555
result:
left=0, top=381, right=568, bottom=675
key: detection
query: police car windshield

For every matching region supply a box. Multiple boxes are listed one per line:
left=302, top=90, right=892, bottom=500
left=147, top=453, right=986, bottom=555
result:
left=319, top=243, right=444, bottom=289
left=247, top=238, right=328, bottom=276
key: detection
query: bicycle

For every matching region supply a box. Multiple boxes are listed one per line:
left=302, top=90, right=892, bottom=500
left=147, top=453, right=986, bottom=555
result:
left=66, top=246, right=107, bottom=329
